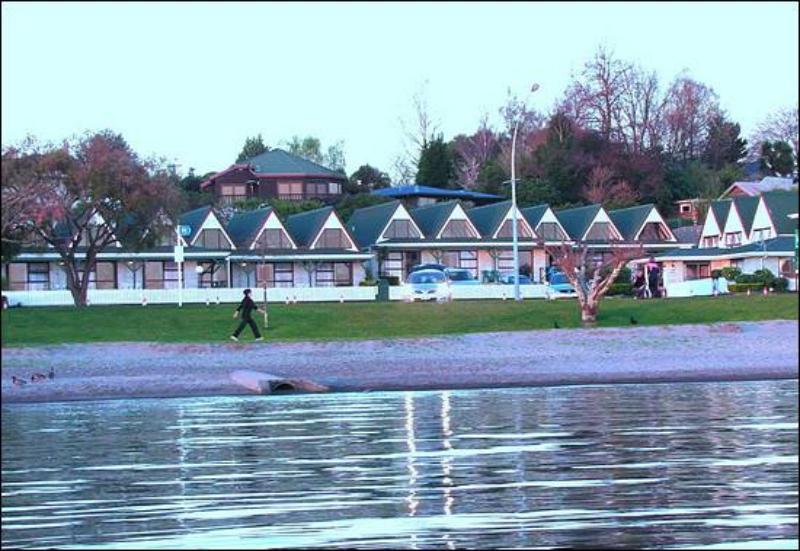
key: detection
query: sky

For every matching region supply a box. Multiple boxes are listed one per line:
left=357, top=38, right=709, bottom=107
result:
left=2, top=2, right=798, bottom=180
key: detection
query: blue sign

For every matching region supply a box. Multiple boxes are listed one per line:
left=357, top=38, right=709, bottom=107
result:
left=178, top=225, right=192, bottom=237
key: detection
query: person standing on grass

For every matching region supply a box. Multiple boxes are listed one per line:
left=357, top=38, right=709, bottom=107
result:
left=230, top=289, right=264, bottom=342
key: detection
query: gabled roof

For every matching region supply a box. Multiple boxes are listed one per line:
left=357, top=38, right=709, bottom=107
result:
left=284, top=206, right=335, bottom=248
left=721, top=177, right=795, bottom=198
left=731, top=195, right=760, bottom=235
left=520, top=204, right=550, bottom=229
left=467, top=200, right=513, bottom=237
left=410, top=201, right=459, bottom=238
left=708, top=200, right=732, bottom=233
left=347, top=200, right=402, bottom=248
left=657, top=235, right=794, bottom=260
left=244, top=148, right=344, bottom=179
left=608, top=204, right=654, bottom=241
left=178, top=206, right=213, bottom=243
left=762, top=191, right=799, bottom=235
left=226, top=207, right=274, bottom=249
left=554, top=204, right=603, bottom=240
left=373, top=185, right=501, bottom=202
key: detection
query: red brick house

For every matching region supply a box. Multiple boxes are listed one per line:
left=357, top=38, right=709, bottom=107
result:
left=200, top=149, right=347, bottom=205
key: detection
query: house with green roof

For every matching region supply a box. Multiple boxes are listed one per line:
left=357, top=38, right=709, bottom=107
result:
left=199, top=148, right=347, bottom=206
left=607, top=204, right=678, bottom=251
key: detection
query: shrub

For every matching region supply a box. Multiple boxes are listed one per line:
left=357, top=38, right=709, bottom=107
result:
left=729, top=283, right=767, bottom=293
left=359, top=279, right=377, bottom=287
left=773, top=277, right=789, bottom=292
left=720, top=266, right=741, bottom=281
left=607, top=283, right=633, bottom=296
left=614, top=267, right=632, bottom=284
left=381, top=276, right=401, bottom=286
left=711, top=269, right=722, bottom=279
left=735, top=268, right=776, bottom=286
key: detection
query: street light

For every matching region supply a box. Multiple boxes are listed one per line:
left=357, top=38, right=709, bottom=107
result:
left=510, top=82, right=540, bottom=301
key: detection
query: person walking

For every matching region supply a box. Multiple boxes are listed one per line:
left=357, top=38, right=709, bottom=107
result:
left=230, top=289, right=264, bottom=342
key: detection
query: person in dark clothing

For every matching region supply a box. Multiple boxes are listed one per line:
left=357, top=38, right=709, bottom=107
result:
left=230, top=289, right=265, bottom=342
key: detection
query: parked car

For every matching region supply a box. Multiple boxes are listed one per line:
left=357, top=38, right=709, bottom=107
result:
left=408, top=263, right=448, bottom=274
left=404, top=269, right=452, bottom=301
left=498, top=273, right=532, bottom=285
left=546, top=271, right=577, bottom=299
left=445, top=268, right=480, bottom=285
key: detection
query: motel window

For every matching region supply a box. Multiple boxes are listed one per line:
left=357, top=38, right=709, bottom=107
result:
left=702, top=236, right=719, bottom=248
left=195, top=229, right=231, bottom=250
left=315, top=228, right=350, bottom=249
left=197, top=261, right=227, bottom=288
left=27, top=263, right=50, bottom=291
left=7, top=263, right=28, bottom=291
left=328, top=182, right=342, bottom=195
left=780, top=259, right=795, bottom=277
left=538, top=222, right=567, bottom=241
left=382, top=251, right=404, bottom=278
left=724, top=232, right=742, bottom=247
left=163, top=262, right=183, bottom=290
left=680, top=204, right=691, bottom=213
left=497, top=250, right=533, bottom=273
left=383, top=219, right=421, bottom=239
left=95, top=261, right=117, bottom=290
left=440, top=220, right=477, bottom=239
left=496, top=220, right=533, bottom=239
left=585, top=222, right=616, bottom=241
left=638, top=223, right=671, bottom=242
left=278, top=182, right=304, bottom=197
left=315, top=262, right=353, bottom=287
left=441, top=250, right=478, bottom=277
left=254, top=228, right=293, bottom=250
left=685, top=262, right=710, bottom=281
left=752, top=227, right=772, bottom=242
left=257, top=263, right=294, bottom=288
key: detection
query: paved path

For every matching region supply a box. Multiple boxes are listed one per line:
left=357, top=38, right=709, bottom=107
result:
left=2, top=320, right=798, bottom=403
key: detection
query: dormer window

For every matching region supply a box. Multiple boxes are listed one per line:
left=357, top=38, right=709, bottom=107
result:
left=254, top=228, right=293, bottom=250
left=383, top=219, right=421, bottom=239
left=316, top=228, right=349, bottom=248
left=496, top=220, right=533, bottom=239
left=196, top=229, right=232, bottom=249
left=440, top=219, right=478, bottom=239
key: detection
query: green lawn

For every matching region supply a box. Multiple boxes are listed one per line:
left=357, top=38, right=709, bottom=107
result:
left=1, top=294, right=797, bottom=347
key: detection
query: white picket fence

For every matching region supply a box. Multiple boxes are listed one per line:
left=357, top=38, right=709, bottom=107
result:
left=4, top=283, right=552, bottom=306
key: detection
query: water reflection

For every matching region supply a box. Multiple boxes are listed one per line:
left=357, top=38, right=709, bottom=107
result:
left=2, top=380, right=798, bottom=549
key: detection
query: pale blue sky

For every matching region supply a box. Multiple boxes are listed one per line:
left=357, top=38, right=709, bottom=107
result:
left=2, top=2, right=798, bottom=180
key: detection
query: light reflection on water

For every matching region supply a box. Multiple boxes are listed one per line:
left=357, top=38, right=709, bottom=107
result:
left=2, top=380, right=798, bottom=549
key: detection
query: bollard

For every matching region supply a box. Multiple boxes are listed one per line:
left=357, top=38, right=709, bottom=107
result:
left=216, top=296, right=220, bottom=305
left=339, top=293, right=344, bottom=303
left=205, top=297, right=210, bottom=307
left=293, top=295, right=298, bottom=304
left=762, top=286, right=768, bottom=296
left=141, top=295, right=148, bottom=307
left=747, top=288, right=751, bottom=296
left=285, top=296, right=290, bottom=305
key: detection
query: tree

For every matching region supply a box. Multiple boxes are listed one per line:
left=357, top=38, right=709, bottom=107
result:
left=545, top=242, right=643, bottom=326
left=661, top=74, right=720, bottom=161
left=751, top=105, right=799, bottom=161
left=452, top=116, right=499, bottom=190
left=335, top=193, right=391, bottom=221
left=513, top=178, right=561, bottom=208
left=759, top=140, right=796, bottom=177
left=415, top=134, right=455, bottom=188
left=347, top=164, right=391, bottom=194
left=1, top=131, right=180, bottom=307
left=702, top=114, right=747, bottom=170
left=581, top=166, right=640, bottom=209
left=284, top=135, right=346, bottom=172
left=236, top=134, right=268, bottom=163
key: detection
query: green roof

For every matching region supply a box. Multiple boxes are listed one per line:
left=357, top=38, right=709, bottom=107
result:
left=657, top=235, right=794, bottom=259
left=708, top=200, right=732, bottom=232
left=732, top=195, right=760, bottom=235
left=608, top=204, right=654, bottom=241
left=554, top=204, right=603, bottom=240
left=284, top=206, right=334, bottom=248
left=178, top=206, right=213, bottom=242
left=410, top=201, right=458, bottom=238
left=226, top=207, right=274, bottom=248
left=244, top=148, right=344, bottom=179
left=762, top=191, right=799, bottom=235
left=346, top=200, right=402, bottom=249
left=467, top=200, right=512, bottom=237
left=520, top=204, right=549, bottom=229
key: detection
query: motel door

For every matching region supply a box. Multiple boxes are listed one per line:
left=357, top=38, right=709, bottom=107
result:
left=403, top=251, right=421, bottom=278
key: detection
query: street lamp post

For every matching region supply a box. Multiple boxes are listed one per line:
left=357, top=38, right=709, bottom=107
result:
left=510, top=82, right=540, bottom=301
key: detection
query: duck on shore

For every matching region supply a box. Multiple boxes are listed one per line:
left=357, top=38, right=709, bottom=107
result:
left=11, top=376, right=27, bottom=387
left=31, top=373, right=48, bottom=382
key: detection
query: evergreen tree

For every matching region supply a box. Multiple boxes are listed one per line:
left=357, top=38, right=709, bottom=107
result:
left=236, top=134, right=268, bottom=163
left=702, top=114, right=747, bottom=170
left=415, top=134, right=455, bottom=188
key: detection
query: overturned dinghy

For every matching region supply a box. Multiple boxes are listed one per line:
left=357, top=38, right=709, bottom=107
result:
left=229, top=370, right=329, bottom=395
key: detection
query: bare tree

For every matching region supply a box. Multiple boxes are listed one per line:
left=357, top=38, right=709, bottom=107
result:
left=619, top=67, right=663, bottom=153
left=750, top=105, right=799, bottom=160
left=453, top=115, right=499, bottom=189
left=661, top=73, right=720, bottom=161
left=582, top=166, right=640, bottom=208
left=545, top=242, right=643, bottom=326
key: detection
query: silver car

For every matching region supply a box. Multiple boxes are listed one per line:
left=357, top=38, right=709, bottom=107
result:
left=404, top=269, right=452, bottom=302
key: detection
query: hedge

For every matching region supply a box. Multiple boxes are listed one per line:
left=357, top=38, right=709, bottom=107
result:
left=607, top=283, right=634, bottom=296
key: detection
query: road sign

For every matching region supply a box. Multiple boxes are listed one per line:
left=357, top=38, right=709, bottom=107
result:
left=178, top=224, right=192, bottom=237
left=174, top=245, right=184, bottom=263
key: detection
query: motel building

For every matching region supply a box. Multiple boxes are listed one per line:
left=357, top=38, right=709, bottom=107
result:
left=654, top=191, right=798, bottom=292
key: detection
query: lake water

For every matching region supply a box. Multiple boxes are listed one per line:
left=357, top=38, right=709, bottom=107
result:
left=2, top=380, right=798, bottom=549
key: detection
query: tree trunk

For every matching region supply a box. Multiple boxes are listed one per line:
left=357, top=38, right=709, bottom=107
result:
left=580, top=302, right=598, bottom=326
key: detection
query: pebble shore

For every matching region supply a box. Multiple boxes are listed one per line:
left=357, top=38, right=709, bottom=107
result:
left=2, top=320, right=798, bottom=404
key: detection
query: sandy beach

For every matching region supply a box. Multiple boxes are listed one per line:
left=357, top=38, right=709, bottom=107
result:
left=2, top=320, right=798, bottom=404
